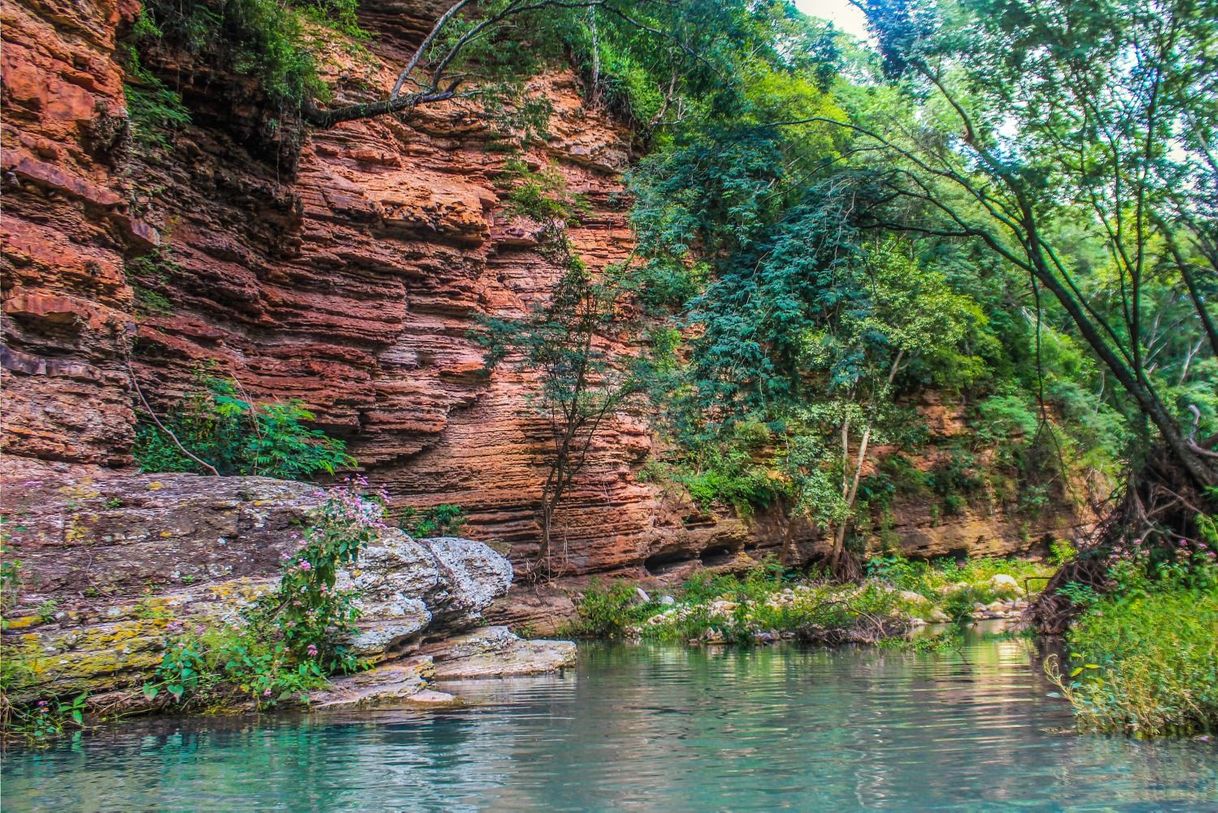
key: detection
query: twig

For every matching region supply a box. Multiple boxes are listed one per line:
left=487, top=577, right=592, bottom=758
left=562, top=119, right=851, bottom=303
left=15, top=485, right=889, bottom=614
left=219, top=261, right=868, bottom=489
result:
left=126, top=357, right=220, bottom=476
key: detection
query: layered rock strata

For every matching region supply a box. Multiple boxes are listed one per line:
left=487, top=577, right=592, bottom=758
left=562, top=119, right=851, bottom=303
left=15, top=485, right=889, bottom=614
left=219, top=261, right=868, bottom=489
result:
left=0, top=0, right=1081, bottom=633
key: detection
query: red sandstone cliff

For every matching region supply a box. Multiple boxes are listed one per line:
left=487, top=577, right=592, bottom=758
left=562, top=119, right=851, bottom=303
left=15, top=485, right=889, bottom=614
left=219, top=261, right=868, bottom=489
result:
left=0, top=0, right=1080, bottom=617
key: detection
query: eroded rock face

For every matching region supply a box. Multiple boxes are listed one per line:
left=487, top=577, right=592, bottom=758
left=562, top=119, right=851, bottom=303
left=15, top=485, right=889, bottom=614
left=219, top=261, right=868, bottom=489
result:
left=338, top=532, right=514, bottom=656
left=0, top=0, right=768, bottom=585
left=0, top=472, right=515, bottom=699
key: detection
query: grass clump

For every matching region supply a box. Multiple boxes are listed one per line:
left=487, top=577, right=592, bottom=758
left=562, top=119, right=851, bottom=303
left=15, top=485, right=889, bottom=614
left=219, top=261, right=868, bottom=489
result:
left=566, top=580, right=662, bottom=638
left=1051, top=542, right=1218, bottom=738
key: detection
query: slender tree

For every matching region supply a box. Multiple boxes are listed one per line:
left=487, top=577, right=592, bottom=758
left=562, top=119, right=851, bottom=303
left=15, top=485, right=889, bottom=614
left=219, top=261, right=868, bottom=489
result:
left=478, top=225, right=645, bottom=578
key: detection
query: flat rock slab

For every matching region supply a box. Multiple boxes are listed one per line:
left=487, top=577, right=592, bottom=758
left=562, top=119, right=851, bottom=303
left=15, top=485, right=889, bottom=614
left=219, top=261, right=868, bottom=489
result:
left=430, top=626, right=577, bottom=680
left=310, top=656, right=434, bottom=708
left=406, top=689, right=463, bottom=707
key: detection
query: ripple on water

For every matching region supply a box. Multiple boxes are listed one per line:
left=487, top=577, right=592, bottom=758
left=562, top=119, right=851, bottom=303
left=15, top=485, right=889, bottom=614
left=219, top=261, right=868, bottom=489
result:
left=2, top=631, right=1216, bottom=812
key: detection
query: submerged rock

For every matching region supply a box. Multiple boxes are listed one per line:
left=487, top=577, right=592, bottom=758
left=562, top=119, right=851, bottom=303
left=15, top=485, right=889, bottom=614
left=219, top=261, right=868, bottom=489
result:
left=310, top=657, right=435, bottom=708
left=430, top=626, right=577, bottom=680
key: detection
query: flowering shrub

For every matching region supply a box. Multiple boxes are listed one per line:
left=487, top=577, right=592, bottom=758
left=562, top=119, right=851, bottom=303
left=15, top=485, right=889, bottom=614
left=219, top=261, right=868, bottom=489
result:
left=254, top=479, right=387, bottom=673
left=143, top=481, right=385, bottom=710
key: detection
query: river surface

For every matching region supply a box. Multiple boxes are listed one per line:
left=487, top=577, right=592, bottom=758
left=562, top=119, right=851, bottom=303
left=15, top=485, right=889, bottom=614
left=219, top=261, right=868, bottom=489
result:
left=2, top=628, right=1215, bottom=812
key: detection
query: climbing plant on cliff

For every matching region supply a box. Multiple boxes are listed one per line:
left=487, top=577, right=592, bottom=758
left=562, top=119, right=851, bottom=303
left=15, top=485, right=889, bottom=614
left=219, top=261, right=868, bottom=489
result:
left=133, top=374, right=355, bottom=479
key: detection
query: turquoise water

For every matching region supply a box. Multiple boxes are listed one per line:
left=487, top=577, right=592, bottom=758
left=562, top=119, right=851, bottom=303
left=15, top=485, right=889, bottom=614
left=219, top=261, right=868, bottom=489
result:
left=3, top=630, right=1215, bottom=812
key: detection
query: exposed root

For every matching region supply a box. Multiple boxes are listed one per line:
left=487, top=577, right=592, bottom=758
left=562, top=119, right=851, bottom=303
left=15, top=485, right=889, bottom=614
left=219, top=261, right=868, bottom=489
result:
left=1029, top=443, right=1217, bottom=634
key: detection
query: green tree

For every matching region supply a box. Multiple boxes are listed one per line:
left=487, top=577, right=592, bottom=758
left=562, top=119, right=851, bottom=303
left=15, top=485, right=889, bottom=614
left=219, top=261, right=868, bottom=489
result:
left=478, top=220, right=647, bottom=578
left=788, top=239, right=976, bottom=574
left=840, top=0, right=1217, bottom=493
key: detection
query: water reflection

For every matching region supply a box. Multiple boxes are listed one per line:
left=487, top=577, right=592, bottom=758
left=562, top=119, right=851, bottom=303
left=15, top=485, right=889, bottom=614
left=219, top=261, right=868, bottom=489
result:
left=3, top=629, right=1215, bottom=812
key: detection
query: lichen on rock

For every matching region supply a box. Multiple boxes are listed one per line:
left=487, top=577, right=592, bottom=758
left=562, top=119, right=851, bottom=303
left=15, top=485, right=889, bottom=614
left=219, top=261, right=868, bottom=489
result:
left=0, top=472, right=531, bottom=705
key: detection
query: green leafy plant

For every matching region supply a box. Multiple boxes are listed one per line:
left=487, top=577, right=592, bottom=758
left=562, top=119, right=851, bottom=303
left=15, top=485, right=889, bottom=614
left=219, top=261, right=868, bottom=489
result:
left=1057, top=581, right=1100, bottom=609
left=133, top=373, right=355, bottom=480
left=1051, top=572, right=1218, bottom=737
left=564, top=580, right=659, bottom=638
left=35, top=600, right=58, bottom=625
left=399, top=504, right=467, bottom=538
left=3, top=694, right=89, bottom=743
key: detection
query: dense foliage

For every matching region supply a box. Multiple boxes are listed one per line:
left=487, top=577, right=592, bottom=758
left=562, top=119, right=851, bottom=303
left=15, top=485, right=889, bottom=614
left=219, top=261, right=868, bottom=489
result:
left=1052, top=531, right=1218, bottom=737
left=133, top=374, right=355, bottom=480
left=574, top=0, right=1215, bottom=572
left=565, top=554, right=1048, bottom=643
left=124, top=0, right=363, bottom=111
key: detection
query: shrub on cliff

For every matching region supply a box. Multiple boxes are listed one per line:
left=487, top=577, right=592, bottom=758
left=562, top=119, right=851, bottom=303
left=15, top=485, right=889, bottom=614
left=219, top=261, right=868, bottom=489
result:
left=126, top=0, right=360, bottom=112
left=133, top=375, right=355, bottom=480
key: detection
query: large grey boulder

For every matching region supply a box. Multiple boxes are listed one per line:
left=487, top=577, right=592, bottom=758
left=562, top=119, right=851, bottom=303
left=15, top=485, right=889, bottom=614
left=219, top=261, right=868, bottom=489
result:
left=422, top=537, right=515, bottom=627
left=0, top=472, right=517, bottom=698
left=339, top=532, right=515, bottom=657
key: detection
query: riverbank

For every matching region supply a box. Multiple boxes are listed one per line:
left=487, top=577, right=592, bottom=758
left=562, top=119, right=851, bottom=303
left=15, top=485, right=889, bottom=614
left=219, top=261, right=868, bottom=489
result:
left=0, top=472, right=576, bottom=742
left=562, top=555, right=1050, bottom=645
left=1050, top=550, right=1218, bottom=738
left=5, top=635, right=1215, bottom=811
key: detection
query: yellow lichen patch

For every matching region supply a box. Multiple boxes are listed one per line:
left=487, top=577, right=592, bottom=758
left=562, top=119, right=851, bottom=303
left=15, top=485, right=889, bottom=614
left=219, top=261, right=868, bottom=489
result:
left=148, top=481, right=164, bottom=491
left=160, top=530, right=173, bottom=538
left=38, top=616, right=170, bottom=658
left=65, top=519, right=87, bottom=543
left=3, top=615, right=41, bottom=630
left=206, top=578, right=274, bottom=605
left=132, top=595, right=175, bottom=622
left=57, top=482, right=100, bottom=500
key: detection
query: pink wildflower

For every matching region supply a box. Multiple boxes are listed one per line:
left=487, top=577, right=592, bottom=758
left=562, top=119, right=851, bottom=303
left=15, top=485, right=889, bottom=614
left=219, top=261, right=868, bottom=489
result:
left=306, top=644, right=318, bottom=657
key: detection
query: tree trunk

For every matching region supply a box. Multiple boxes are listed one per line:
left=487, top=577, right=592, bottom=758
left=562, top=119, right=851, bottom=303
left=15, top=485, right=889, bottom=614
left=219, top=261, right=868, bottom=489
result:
left=827, top=350, right=903, bottom=578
